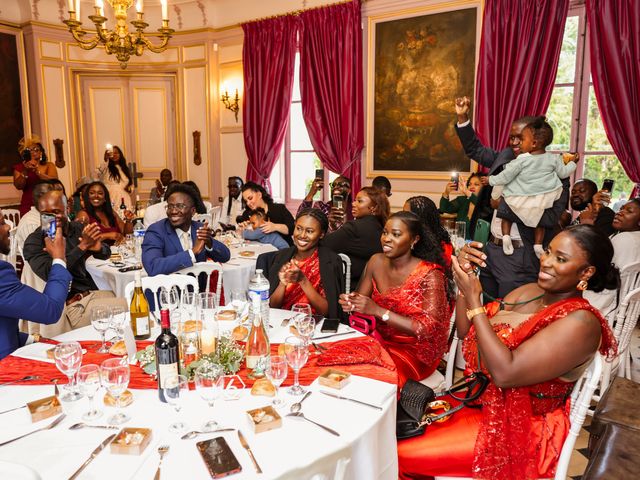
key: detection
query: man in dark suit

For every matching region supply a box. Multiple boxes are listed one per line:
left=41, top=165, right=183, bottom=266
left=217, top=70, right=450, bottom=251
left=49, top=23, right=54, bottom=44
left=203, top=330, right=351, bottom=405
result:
left=0, top=210, right=71, bottom=359
left=559, top=179, right=615, bottom=236
left=453, top=96, right=569, bottom=298
left=142, top=184, right=230, bottom=277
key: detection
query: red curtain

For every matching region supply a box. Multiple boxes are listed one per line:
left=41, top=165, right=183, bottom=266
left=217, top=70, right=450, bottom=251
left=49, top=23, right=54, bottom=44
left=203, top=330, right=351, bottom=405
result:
left=242, top=16, right=299, bottom=191
left=299, top=0, right=364, bottom=193
left=474, top=0, right=569, bottom=160
left=587, top=0, right=640, bottom=198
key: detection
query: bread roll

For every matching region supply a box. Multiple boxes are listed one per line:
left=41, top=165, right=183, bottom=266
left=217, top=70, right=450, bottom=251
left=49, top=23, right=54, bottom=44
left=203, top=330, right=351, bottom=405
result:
left=250, top=378, right=276, bottom=397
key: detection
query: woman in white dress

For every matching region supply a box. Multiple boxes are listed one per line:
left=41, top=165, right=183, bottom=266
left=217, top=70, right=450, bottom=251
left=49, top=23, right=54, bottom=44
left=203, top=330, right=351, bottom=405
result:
left=95, top=145, right=133, bottom=215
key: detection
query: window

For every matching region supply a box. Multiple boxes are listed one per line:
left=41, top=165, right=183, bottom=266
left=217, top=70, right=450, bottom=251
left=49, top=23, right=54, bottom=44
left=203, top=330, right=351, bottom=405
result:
left=547, top=10, right=634, bottom=197
left=269, top=53, right=338, bottom=207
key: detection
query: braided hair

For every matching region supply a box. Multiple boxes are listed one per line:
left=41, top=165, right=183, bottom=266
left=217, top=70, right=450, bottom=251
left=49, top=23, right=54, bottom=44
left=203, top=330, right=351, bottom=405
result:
left=405, top=196, right=451, bottom=246
left=296, top=208, right=329, bottom=234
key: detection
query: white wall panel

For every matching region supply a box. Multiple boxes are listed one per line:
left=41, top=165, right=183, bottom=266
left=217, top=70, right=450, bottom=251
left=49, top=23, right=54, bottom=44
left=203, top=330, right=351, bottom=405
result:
left=183, top=66, right=210, bottom=198
left=220, top=132, right=248, bottom=188
left=88, top=87, right=126, bottom=169
left=134, top=88, right=168, bottom=171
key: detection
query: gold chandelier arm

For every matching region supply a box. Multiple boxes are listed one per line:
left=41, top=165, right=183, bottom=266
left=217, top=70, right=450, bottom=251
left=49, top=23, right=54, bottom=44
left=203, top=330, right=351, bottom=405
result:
left=68, top=29, right=101, bottom=50
left=136, top=33, right=172, bottom=54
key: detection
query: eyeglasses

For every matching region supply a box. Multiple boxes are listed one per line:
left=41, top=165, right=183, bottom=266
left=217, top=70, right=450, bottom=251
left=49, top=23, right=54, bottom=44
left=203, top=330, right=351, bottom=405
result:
left=165, top=203, right=190, bottom=212
left=331, top=181, right=350, bottom=189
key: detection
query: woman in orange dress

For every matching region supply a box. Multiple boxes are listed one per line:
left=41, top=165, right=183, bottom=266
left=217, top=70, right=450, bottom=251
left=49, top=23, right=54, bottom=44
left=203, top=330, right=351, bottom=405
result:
left=339, top=211, right=454, bottom=387
left=397, top=224, right=618, bottom=479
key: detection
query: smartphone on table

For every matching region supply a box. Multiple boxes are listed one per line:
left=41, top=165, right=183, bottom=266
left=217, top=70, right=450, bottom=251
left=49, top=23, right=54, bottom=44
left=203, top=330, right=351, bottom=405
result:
left=450, top=172, right=459, bottom=191
left=196, top=437, right=242, bottom=478
left=40, top=213, right=56, bottom=239
left=321, top=318, right=340, bottom=333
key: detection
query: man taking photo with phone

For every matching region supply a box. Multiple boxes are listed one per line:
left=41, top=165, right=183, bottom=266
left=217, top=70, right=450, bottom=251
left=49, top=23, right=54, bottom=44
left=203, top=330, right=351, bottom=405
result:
left=297, top=172, right=353, bottom=232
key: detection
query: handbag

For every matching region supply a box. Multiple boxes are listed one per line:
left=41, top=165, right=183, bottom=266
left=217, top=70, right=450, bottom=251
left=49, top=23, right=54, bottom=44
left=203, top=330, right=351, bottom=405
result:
left=396, top=372, right=489, bottom=439
left=349, top=313, right=377, bottom=335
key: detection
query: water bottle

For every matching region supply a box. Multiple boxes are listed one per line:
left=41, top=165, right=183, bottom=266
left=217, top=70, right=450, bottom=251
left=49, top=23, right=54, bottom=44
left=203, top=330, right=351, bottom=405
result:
left=248, top=269, right=270, bottom=325
left=132, top=219, right=145, bottom=262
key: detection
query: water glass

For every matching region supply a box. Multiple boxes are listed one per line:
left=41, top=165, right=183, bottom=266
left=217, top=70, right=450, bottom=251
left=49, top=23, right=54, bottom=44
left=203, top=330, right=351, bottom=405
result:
left=455, top=221, right=467, bottom=251
left=230, top=290, right=247, bottom=314
left=90, top=306, right=110, bottom=353
left=77, top=364, right=102, bottom=420
left=291, top=303, right=312, bottom=317
left=194, top=363, right=224, bottom=431
left=295, top=315, right=316, bottom=345
left=179, top=318, right=202, bottom=367
left=100, top=358, right=130, bottom=425
left=181, top=292, right=199, bottom=320
left=267, top=355, right=288, bottom=407
left=54, top=341, right=83, bottom=388
left=284, top=336, right=309, bottom=396
left=163, top=374, right=189, bottom=432
left=109, top=306, right=127, bottom=343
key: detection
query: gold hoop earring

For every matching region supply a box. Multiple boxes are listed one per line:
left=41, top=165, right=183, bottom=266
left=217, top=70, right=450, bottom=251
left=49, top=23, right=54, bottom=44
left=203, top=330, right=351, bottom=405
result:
left=577, top=280, right=588, bottom=291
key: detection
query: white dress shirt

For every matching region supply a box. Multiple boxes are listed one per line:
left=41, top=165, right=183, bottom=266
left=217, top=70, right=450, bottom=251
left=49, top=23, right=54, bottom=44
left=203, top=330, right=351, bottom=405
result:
left=15, top=207, right=41, bottom=256
left=221, top=195, right=244, bottom=225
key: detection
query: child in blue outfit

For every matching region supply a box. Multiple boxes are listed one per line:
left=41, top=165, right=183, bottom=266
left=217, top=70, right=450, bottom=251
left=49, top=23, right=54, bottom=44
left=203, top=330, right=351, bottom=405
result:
left=241, top=208, right=289, bottom=250
left=489, top=116, right=579, bottom=257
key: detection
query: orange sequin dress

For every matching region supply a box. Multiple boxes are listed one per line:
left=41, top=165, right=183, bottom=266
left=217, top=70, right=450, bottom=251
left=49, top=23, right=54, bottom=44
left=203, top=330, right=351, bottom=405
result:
left=372, top=261, right=451, bottom=387
left=398, top=297, right=617, bottom=479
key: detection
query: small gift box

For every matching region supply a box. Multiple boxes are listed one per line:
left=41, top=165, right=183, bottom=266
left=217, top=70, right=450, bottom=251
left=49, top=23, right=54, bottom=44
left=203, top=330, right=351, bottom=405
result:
left=110, top=428, right=152, bottom=455
left=27, top=396, right=61, bottom=423
left=318, top=369, right=351, bottom=389
left=246, top=406, right=282, bottom=434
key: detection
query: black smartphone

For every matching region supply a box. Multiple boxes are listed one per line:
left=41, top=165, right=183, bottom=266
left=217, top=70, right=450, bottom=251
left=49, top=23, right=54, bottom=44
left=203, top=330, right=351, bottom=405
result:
left=315, top=168, right=324, bottom=180
left=118, top=265, right=142, bottom=272
left=450, top=172, right=459, bottom=191
left=602, top=179, right=615, bottom=193
left=196, top=437, right=242, bottom=478
left=40, top=213, right=56, bottom=239
left=321, top=318, right=340, bottom=333
left=332, top=194, right=344, bottom=210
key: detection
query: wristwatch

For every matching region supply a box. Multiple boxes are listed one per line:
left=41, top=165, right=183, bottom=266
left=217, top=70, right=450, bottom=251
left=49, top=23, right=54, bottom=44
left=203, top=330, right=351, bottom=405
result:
left=381, top=310, right=390, bottom=322
left=466, top=306, right=486, bottom=321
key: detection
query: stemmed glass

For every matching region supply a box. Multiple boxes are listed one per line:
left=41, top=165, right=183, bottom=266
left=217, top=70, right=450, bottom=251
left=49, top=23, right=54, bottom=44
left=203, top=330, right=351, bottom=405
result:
left=454, top=221, right=466, bottom=253
left=284, top=336, right=309, bottom=396
left=295, top=315, right=316, bottom=346
left=53, top=341, right=83, bottom=389
left=90, top=306, right=111, bottom=353
left=163, top=374, right=189, bottom=433
left=266, top=355, right=288, bottom=407
left=291, top=303, right=312, bottom=329
left=100, top=358, right=130, bottom=425
left=159, top=286, right=180, bottom=313
left=109, top=306, right=127, bottom=343
left=181, top=292, right=199, bottom=320
left=77, top=364, right=102, bottom=420
left=194, top=363, right=224, bottom=431
left=230, top=290, right=248, bottom=321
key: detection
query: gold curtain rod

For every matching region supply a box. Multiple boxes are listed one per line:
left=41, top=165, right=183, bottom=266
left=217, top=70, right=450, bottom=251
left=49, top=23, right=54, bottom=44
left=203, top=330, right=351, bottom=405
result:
left=242, top=0, right=362, bottom=26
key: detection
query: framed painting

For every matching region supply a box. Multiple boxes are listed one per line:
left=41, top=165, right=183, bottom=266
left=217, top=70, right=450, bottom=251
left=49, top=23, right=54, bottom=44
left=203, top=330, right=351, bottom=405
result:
left=366, top=1, right=481, bottom=179
left=0, top=25, right=30, bottom=182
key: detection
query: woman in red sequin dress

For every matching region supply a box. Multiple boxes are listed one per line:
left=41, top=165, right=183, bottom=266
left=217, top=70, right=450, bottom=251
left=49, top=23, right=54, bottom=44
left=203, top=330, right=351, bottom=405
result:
left=339, top=211, right=454, bottom=387
left=397, top=225, right=618, bottom=480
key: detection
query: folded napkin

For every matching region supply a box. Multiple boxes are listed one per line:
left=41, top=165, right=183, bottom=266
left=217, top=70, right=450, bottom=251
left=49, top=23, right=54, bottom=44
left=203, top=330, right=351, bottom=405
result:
left=11, top=342, right=56, bottom=364
left=317, top=337, right=393, bottom=369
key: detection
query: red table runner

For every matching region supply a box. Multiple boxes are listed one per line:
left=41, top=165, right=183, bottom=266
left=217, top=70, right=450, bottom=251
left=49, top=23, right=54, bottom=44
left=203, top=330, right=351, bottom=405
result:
left=0, top=337, right=398, bottom=389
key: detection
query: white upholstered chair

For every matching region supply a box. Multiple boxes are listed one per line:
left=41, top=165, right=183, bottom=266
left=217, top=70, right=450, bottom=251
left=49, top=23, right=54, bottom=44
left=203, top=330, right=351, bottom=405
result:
left=178, top=262, right=224, bottom=300
left=124, top=274, right=198, bottom=314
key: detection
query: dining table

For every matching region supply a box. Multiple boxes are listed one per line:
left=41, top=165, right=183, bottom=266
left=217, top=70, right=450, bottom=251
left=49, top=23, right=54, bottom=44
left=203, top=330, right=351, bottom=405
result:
left=0, top=309, right=399, bottom=480
left=86, top=240, right=278, bottom=299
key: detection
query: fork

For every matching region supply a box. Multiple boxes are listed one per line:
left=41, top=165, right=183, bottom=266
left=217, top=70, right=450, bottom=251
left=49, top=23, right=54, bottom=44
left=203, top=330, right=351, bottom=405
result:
left=154, top=444, right=170, bottom=480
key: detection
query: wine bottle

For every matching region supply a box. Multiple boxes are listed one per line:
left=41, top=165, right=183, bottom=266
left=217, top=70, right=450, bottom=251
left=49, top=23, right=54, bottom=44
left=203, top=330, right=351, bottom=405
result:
left=130, top=271, right=150, bottom=340
left=246, top=293, right=270, bottom=375
left=155, top=309, right=179, bottom=403
left=119, top=197, right=126, bottom=217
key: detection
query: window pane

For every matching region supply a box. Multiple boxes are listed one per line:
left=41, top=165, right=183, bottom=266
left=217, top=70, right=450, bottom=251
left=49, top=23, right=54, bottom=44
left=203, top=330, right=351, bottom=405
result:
left=290, top=103, right=314, bottom=151
left=585, top=87, right=612, bottom=152
left=546, top=86, right=573, bottom=151
left=292, top=53, right=301, bottom=102
left=582, top=154, right=634, bottom=198
left=555, top=16, right=579, bottom=84
left=290, top=152, right=321, bottom=200
left=269, top=150, right=284, bottom=203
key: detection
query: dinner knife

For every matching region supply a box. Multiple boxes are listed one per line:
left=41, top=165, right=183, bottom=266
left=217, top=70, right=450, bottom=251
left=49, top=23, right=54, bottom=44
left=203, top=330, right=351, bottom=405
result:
left=237, top=430, right=262, bottom=474
left=0, top=413, right=66, bottom=447
left=68, top=433, right=116, bottom=480
left=320, top=390, right=383, bottom=410
left=312, top=331, right=356, bottom=340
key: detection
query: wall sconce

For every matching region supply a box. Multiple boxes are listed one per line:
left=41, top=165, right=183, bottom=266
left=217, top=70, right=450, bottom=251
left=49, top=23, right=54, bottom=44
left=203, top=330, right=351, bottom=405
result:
left=221, top=88, right=240, bottom=123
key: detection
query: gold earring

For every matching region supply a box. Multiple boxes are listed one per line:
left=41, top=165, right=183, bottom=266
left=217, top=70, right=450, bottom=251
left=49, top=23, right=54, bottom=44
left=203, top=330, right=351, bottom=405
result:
left=577, top=280, right=588, bottom=291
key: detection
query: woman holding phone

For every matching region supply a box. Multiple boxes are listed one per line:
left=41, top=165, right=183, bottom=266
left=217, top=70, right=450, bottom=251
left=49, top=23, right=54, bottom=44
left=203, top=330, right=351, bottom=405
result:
left=95, top=145, right=134, bottom=214
left=13, top=136, right=58, bottom=216
left=439, top=173, right=483, bottom=239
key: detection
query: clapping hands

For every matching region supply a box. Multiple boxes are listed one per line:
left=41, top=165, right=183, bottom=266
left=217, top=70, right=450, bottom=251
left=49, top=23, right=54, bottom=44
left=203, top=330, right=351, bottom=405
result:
left=278, top=260, right=306, bottom=286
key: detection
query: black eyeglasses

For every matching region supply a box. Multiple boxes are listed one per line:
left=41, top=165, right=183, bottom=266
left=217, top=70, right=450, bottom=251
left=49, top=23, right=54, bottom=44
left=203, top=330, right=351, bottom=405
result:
left=165, top=203, right=190, bottom=212
left=331, top=181, right=350, bottom=189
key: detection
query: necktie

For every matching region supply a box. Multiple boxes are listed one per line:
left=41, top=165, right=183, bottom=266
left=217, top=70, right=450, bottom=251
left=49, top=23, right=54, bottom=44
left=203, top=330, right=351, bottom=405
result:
left=180, top=229, right=192, bottom=251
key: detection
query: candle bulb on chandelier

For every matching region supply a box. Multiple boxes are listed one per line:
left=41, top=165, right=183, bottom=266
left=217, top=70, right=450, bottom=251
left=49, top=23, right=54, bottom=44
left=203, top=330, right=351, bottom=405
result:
left=136, top=0, right=144, bottom=14
left=161, top=0, right=168, bottom=21
left=75, top=0, right=81, bottom=21
left=68, top=0, right=75, bottom=12
left=95, top=0, right=104, bottom=16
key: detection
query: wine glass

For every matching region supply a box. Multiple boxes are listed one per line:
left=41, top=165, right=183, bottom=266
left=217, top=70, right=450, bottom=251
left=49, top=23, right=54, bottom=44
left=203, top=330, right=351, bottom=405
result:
left=266, top=355, right=288, bottom=407
left=54, top=341, right=83, bottom=389
left=295, top=315, right=316, bottom=346
left=159, top=286, right=180, bottom=313
left=100, top=358, right=130, bottom=425
left=77, top=364, right=102, bottom=420
left=181, top=292, right=199, bottom=320
left=291, top=303, right=312, bottom=329
left=90, top=306, right=110, bottom=353
left=194, top=363, right=224, bottom=431
left=109, top=305, right=127, bottom=343
left=163, top=374, right=189, bottom=432
left=284, top=336, right=309, bottom=396
left=230, top=290, right=247, bottom=314
left=455, top=221, right=467, bottom=253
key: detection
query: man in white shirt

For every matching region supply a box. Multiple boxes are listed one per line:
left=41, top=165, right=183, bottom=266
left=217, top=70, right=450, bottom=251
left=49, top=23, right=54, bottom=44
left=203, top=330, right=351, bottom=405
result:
left=143, top=180, right=180, bottom=228
left=15, top=182, right=55, bottom=255
left=220, top=176, right=244, bottom=228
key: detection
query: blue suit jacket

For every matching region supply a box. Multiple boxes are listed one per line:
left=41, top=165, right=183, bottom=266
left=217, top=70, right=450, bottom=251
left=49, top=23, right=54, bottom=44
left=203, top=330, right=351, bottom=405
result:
left=0, top=261, right=71, bottom=359
left=141, top=219, right=231, bottom=276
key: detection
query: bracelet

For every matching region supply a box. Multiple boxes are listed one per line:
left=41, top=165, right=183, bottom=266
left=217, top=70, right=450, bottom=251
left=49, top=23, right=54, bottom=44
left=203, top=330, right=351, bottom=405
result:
left=466, top=306, right=486, bottom=321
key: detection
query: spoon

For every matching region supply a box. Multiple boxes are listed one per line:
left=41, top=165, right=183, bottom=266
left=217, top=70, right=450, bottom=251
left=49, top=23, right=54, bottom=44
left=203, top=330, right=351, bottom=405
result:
left=69, top=422, right=119, bottom=430
left=181, top=428, right=235, bottom=440
left=289, top=391, right=312, bottom=414
left=0, top=375, right=40, bottom=387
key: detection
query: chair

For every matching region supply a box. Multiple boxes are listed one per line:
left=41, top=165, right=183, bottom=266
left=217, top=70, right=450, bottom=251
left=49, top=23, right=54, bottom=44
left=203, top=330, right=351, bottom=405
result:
left=178, top=262, right=223, bottom=300
left=2, top=208, right=20, bottom=227
left=338, top=253, right=352, bottom=294
left=209, top=205, right=222, bottom=226
left=124, top=274, right=199, bottom=313
left=0, top=227, right=17, bottom=268
left=612, top=286, right=640, bottom=380
left=603, top=261, right=640, bottom=329
left=444, top=308, right=459, bottom=389
left=193, top=213, right=213, bottom=225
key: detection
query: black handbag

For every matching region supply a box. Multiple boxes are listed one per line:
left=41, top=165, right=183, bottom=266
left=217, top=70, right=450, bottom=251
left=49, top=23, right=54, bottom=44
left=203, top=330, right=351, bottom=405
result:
left=396, top=372, right=489, bottom=439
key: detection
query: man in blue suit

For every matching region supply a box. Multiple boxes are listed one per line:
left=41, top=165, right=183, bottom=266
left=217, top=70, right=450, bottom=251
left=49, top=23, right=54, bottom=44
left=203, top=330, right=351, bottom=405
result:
left=0, top=210, right=71, bottom=359
left=142, top=183, right=230, bottom=277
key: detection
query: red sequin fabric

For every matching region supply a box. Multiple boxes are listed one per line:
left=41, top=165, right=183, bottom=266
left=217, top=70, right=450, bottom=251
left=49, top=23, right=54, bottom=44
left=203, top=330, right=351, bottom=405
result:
left=282, top=249, right=325, bottom=312
left=372, top=261, right=451, bottom=382
left=462, top=297, right=617, bottom=479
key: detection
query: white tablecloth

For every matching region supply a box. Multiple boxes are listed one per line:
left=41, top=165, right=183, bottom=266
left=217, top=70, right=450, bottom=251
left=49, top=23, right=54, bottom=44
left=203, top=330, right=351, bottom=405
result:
left=86, top=241, right=277, bottom=299
left=0, top=310, right=398, bottom=480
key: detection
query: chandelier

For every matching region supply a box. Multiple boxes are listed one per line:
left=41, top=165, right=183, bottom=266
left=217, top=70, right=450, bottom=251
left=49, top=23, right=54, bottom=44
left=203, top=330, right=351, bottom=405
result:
left=63, top=0, right=174, bottom=69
